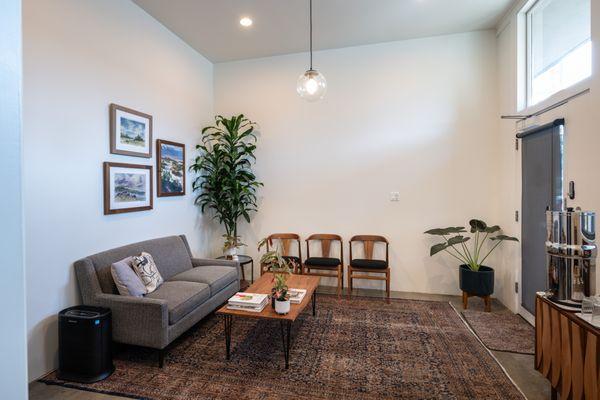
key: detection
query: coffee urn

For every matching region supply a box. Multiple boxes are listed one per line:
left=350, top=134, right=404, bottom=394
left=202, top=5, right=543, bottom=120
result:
left=546, top=208, right=597, bottom=307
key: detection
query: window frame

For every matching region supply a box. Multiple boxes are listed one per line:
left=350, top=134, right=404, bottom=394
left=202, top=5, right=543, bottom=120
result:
left=520, top=0, right=592, bottom=110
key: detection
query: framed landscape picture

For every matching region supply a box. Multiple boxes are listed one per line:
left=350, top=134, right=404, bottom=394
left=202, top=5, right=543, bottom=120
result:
left=110, top=103, right=152, bottom=158
left=157, top=139, right=185, bottom=197
left=103, top=162, right=153, bottom=215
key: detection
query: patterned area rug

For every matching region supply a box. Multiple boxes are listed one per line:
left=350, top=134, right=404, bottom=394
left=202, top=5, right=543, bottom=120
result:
left=462, top=308, right=535, bottom=355
left=41, top=296, right=524, bottom=400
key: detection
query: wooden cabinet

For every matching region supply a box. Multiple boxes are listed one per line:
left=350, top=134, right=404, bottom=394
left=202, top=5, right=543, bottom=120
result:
left=535, top=295, right=600, bottom=399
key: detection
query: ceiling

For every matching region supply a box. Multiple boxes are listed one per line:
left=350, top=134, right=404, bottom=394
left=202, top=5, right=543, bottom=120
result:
left=133, top=0, right=515, bottom=63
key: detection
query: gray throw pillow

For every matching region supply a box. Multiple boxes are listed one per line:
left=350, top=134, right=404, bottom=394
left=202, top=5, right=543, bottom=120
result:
left=111, top=256, right=147, bottom=297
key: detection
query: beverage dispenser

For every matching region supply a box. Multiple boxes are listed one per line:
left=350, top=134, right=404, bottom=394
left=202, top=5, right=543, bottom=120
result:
left=546, top=208, right=597, bottom=307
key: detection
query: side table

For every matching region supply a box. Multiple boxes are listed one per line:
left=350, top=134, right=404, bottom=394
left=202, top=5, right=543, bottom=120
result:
left=217, top=255, right=254, bottom=290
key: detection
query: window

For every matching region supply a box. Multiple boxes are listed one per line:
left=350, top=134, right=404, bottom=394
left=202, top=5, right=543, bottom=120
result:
left=526, top=0, right=591, bottom=106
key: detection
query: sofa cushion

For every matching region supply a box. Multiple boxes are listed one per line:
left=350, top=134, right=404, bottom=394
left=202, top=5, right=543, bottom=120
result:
left=110, top=256, right=147, bottom=297
left=145, top=281, right=210, bottom=325
left=350, top=259, right=388, bottom=270
left=87, top=235, right=194, bottom=294
left=170, top=266, right=238, bottom=295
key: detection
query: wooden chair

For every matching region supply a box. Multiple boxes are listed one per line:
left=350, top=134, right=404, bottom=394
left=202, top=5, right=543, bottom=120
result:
left=303, top=234, right=344, bottom=296
left=348, top=235, right=390, bottom=303
left=261, top=233, right=303, bottom=275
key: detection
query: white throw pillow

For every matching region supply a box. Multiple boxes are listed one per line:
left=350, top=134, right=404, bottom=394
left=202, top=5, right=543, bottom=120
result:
left=131, top=252, right=163, bottom=294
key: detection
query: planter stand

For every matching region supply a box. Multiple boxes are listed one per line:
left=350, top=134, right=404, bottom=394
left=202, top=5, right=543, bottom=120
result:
left=462, top=291, right=491, bottom=312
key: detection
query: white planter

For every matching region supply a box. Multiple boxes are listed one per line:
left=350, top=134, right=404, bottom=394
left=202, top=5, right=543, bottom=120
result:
left=224, top=247, right=238, bottom=260
left=275, top=299, right=291, bottom=315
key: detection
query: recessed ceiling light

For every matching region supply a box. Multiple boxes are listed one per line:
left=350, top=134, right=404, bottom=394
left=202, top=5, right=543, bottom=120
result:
left=239, top=17, right=253, bottom=27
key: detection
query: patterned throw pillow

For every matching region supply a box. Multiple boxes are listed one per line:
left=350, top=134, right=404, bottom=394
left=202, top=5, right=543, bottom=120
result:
left=131, top=252, right=164, bottom=294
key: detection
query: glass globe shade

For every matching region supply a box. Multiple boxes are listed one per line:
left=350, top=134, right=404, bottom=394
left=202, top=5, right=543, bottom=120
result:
left=296, top=69, right=327, bottom=101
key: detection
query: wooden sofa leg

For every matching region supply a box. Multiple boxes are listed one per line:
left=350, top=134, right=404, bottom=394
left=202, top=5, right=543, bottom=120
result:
left=158, top=348, right=166, bottom=368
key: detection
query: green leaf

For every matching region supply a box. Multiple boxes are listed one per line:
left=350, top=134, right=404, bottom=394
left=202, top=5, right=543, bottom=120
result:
left=430, top=242, right=449, bottom=256
left=490, top=234, right=519, bottom=242
left=469, top=219, right=487, bottom=233
left=447, top=235, right=470, bottom=245
left=484, top=225, right=501, bottom=233
left=424, top=227, right=467, bottom=235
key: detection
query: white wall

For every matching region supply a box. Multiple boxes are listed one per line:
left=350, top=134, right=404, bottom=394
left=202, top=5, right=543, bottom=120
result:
left=215, top=31, right=505, bottom=296
left=23, top=0, right=214, bottom=381
left=0, top=0, right=28, bottom=398
left=495, top=0, right=600, bottom=313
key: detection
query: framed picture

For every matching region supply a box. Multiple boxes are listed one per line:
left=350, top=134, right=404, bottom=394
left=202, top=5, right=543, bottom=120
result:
left=156, top=139, right=186, bottom=197
left=103, top=162, right=153, bottom=215
left=110, top=103, right=153, bottom=158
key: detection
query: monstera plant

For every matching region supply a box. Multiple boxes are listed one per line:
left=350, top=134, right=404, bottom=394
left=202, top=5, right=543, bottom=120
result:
left=190, top=115, right=263, bottom=258
left=425, top=219, right=518, bottom=271
left=425, top=219, right=518, bottom=302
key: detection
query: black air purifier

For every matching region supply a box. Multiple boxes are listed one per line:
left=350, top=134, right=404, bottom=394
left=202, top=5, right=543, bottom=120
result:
left=57, top=305, right=114, bottom=383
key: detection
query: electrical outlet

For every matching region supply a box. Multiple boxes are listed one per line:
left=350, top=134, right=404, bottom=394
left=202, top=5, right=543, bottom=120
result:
left=390, top=192, right=400, bottom=202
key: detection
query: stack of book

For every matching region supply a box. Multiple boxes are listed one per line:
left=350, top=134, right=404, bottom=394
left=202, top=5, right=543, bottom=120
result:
left=288, top=288, right=307, bottom=304
left=227, top=293, right=269, bottom=312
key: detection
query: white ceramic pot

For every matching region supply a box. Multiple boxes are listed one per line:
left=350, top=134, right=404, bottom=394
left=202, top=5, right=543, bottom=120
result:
left=224, top=247, right=238, bottom=260
left=275, top=299, right=291, bottom=315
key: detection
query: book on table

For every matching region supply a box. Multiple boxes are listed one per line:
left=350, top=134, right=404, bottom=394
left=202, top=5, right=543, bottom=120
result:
left=228, top=293, right=269, bottom=312
left=288, top=288, right=307, bottom=304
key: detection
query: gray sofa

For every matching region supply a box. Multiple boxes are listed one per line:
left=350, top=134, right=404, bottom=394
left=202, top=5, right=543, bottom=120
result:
left=74, top=235, right=240, bottom=366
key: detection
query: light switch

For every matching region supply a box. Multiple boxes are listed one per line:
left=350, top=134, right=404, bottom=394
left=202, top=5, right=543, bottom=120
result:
left=390, top=192, right=400, bottom=202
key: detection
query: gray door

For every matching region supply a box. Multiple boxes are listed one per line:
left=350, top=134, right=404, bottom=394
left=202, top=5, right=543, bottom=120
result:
left=520, top=120, right=563, bottom=314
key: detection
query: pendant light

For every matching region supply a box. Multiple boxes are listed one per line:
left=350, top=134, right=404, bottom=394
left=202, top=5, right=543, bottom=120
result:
left=296, top=0, right=327, bottom=101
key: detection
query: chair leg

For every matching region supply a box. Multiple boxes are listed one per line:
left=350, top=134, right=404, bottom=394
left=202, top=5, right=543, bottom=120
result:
left=385, top=270, right=390, bottom=304
left=337, top=267, right=342, bottom=298
left=347, top=267, right=352, bottom=299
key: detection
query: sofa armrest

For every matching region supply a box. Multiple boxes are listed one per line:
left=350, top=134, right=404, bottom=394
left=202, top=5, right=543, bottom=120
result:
left=191, top=258, right=241, bottom=279
left=92, top=293, right=169, bottom=349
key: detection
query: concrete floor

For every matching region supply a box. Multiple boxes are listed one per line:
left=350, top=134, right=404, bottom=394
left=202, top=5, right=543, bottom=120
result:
left=30, top=287, right=550, bottom=400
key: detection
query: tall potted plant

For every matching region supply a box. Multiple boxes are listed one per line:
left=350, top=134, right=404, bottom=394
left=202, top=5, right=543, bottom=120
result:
left=424, top=219, right=518, bottom=297
left=190, top=115, right=263, bottom=259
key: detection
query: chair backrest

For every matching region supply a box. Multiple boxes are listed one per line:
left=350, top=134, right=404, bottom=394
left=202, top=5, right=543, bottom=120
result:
left=266, top=233, right=302, bottom=258
left=306, top=234, right=343, bottom=262
left=349, top=235, right=389, bottom=262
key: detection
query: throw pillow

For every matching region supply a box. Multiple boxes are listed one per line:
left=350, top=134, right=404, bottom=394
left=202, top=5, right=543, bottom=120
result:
left=110, top=257, right=147, bottom=297
left=131, top=252, right=163, bottom=294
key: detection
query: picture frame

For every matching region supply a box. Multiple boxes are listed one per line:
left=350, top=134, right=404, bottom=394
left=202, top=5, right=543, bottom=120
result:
left=103, top=162, right=153, bottom=215
left=110, top=103, right=153, bottom=158
left=156, top=139, right=186, bottom=197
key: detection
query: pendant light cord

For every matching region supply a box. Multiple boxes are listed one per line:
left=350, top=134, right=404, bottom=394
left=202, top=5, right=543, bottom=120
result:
left=309, top=0, right=313, bottom=70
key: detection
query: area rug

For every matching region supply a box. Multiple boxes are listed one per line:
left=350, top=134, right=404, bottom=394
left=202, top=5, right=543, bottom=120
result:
left=41, top=296, right=524, bottom=400
left=462, top=308, right=535, bottom=355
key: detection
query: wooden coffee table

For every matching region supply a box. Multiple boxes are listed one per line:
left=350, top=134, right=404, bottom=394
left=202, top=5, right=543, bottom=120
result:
left=216, top=273, right=320, bottom=369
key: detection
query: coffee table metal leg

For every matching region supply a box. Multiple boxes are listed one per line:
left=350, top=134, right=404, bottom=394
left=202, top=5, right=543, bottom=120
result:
left=279, top=320, right=292, bottom=369
left=224, top=315, right=232, bottom=360
left=312, top=291, right=317, bottom=316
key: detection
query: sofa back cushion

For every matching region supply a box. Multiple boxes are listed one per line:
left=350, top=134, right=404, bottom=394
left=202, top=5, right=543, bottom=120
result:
left=88, top=235, right=193, bottom=294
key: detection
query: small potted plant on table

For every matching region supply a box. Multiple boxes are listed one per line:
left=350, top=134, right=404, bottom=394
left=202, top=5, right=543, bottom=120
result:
left=258, top=238, right=297, bottom=314
left=222, top=234, right=245, bottom=260
left=424, top=219, right=518, bottom=311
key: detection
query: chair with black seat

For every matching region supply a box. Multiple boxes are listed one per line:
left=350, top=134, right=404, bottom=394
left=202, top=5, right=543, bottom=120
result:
left=304, top=234, right=344, bottom=296
left=261, top=233, right=303, bottom=275
left=348, top=235, right=390, bottom=303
